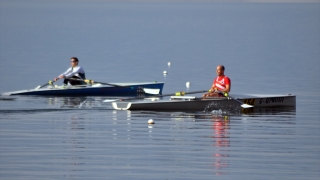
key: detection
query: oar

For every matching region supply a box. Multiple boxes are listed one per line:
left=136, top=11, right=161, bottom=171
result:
left=103, top=90, right=208, bottom=102
left=35, top=80, right=54, bottom=89
left=67, top=78, right=160, bottom=95
left=216, top=90, right=253, bottom=108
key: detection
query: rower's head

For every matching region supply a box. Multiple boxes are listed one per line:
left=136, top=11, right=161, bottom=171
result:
left=216, top=65, right=225, bottom=76
left=70, top=57, right=79, bottom=67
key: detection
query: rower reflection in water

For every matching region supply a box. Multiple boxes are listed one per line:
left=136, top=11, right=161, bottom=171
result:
left=211, top=115, right=230, bottom=175
left=53, top=57, right=86, bottom=86
left=62, top=98, right=86, bottom=108
left=47, top=97, right=90, bottom=108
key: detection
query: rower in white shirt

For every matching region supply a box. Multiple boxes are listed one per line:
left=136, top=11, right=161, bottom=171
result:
left=53, top=57, right=86, bottom=86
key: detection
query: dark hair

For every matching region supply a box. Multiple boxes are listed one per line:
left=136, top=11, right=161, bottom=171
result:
left=219, top=65, right=225, bottom=70
left=71, top=57, right=79, bottom=62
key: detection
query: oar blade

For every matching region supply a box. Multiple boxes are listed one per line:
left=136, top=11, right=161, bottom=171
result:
left=241, top=104, right=254, bottom=109
left=112, top=102, right=132, bottom=110
left=103, top=99, right=119, bottom=102
left=143, top=88, right=160, bottom=95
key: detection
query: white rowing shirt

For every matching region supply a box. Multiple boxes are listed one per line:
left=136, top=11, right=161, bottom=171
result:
left=60, top=66, right=85, bottom=79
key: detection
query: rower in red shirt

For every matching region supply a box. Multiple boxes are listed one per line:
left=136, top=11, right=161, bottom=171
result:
left=202, top=65, right=231, bottom=97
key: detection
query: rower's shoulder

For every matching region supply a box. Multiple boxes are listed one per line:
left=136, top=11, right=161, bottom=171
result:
left=224, top=75, right=231, bottom=81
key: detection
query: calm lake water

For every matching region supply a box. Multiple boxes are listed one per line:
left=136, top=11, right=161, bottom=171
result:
left=0, top=1, right=319, bottom=179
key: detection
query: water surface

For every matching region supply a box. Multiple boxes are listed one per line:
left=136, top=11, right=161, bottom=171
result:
left=0, top=1, right=319, bottom=179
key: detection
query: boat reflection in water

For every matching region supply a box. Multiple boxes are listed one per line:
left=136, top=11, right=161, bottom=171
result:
left=241, top=106, right=296, bottom=115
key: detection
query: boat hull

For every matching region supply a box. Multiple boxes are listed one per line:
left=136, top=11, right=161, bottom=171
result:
left=112, top=94, right=296, bottom=111
left=2, top=82, right=164, bottom=96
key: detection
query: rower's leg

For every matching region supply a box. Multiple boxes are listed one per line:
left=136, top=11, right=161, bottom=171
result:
left=63, top=79, right=69, bottom=85
left=69, top=76, right=86, bottom=86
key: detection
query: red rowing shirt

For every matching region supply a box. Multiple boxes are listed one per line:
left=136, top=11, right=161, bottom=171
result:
left=213, top=76, right=231, bottom=91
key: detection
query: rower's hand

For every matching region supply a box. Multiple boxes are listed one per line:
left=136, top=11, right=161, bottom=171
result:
left=54, top=75, right=65, bottom=82
left=209, top=88, right=218, bottom=93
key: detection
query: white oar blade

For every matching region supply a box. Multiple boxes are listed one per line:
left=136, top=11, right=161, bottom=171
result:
left=112, top=102, right=132, bottom=110
left=103, top=99, right=119, bottom=102
left=241, top=104, right=254, bottom=108
left=35, top=85, right=41, bottom=89
left=143, top=88, right=160, bottom=95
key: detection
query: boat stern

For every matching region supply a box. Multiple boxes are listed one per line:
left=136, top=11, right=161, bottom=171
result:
left=239, top=94, right=296, bottom=107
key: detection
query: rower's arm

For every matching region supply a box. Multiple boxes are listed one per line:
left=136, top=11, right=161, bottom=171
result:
left=221, top=84, right=231, bottom=93
left=209, top=84, right=217, bottom=92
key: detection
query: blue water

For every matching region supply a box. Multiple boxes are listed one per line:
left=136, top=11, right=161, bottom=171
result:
left=0, top=1, right=319, bottom=179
